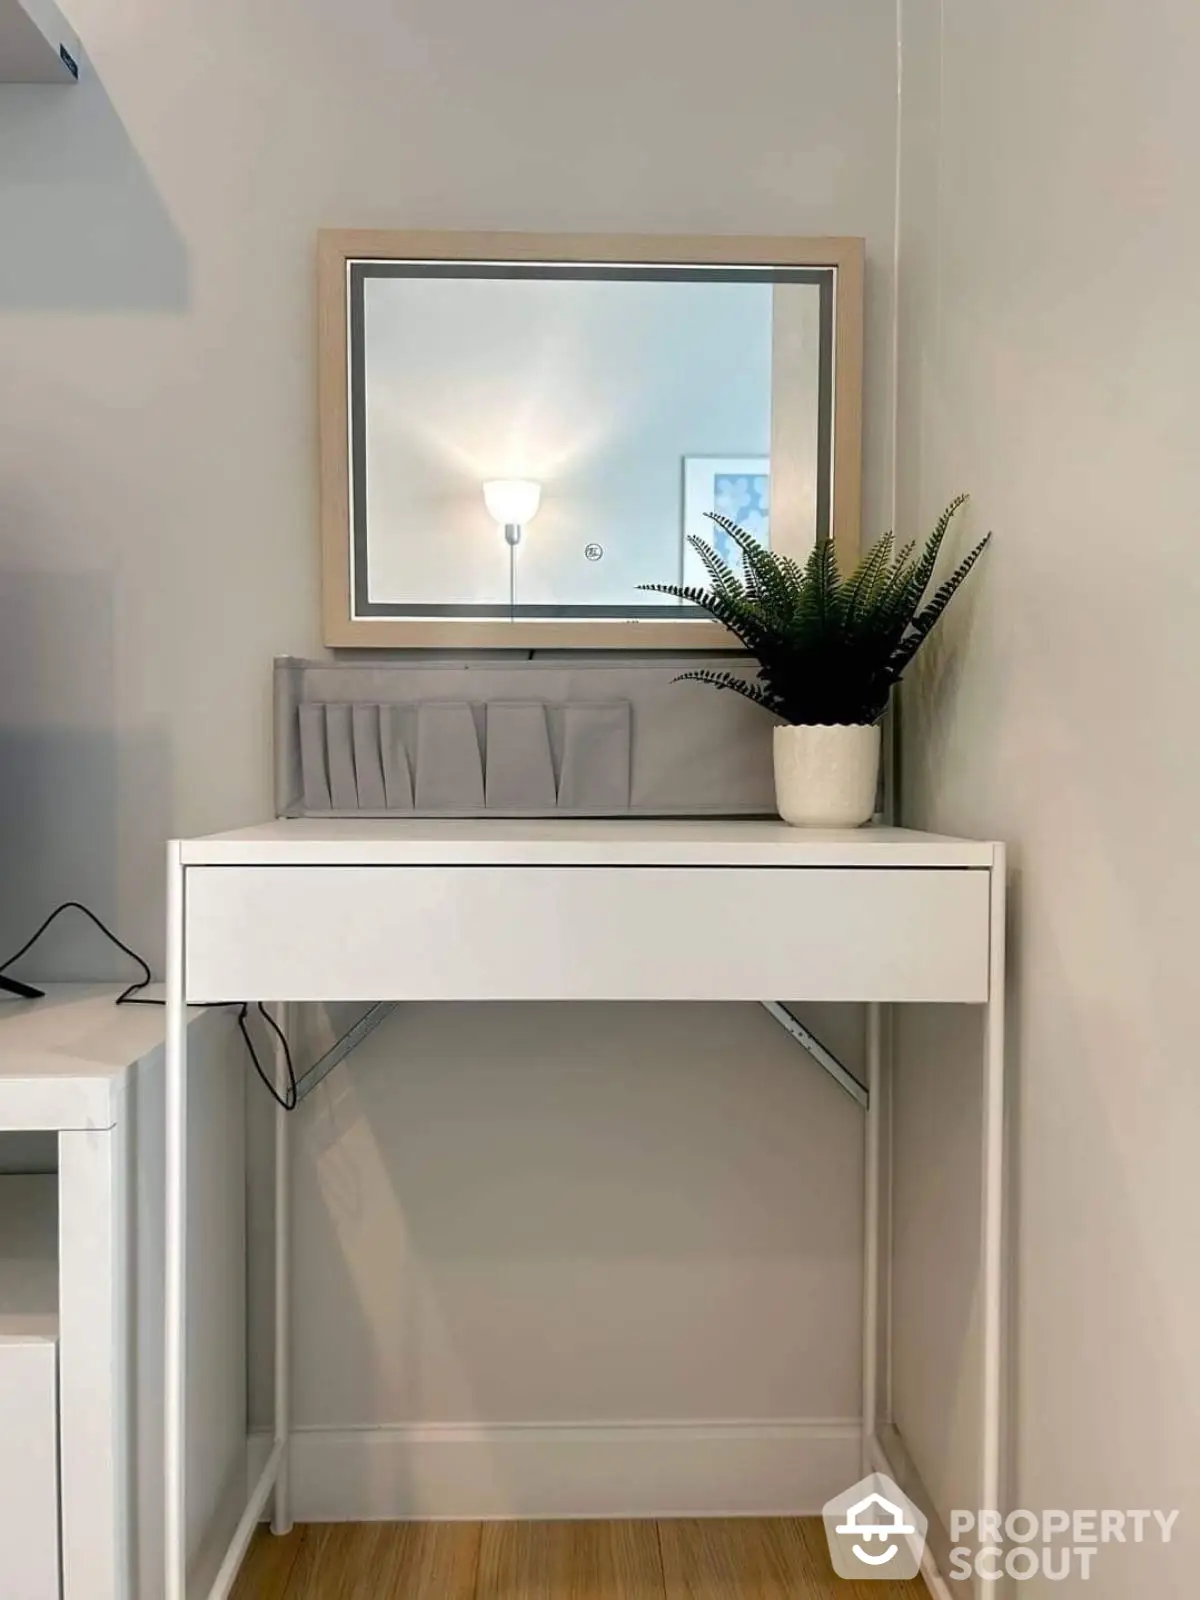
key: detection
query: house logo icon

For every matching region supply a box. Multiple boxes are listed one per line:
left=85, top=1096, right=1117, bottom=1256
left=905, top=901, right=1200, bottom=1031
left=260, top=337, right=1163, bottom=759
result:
left=837, top=1492, right=915, bottom=1564
left=822, top=1473, right=927, bottom=1581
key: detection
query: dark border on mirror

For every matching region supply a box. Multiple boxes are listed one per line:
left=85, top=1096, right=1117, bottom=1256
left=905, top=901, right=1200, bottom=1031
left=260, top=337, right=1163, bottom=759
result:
left=347, top=260, right=835, bottom=622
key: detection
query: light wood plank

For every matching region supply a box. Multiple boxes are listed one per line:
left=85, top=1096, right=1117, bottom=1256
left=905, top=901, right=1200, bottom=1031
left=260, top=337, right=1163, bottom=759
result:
left=659, top=1519, right=813, bottom=1600
left=794, top=1515, right=927, bottom=1598
left=659, top=1517, right=926, bottom=1600
left=233, top=1518, right=929, bottom=1598
left=283, top=1522, right=480, bottom=1599
left=476, top=1520, right=665, bottom=1600
left=231, top=1527, right=307, bottom=1600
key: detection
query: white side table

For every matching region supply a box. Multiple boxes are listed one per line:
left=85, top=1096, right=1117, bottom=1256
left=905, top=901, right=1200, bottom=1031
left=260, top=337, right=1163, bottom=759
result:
left=0, top=986, right=246, bottom=1600
left=166, top=818, right=1008, bottom=1600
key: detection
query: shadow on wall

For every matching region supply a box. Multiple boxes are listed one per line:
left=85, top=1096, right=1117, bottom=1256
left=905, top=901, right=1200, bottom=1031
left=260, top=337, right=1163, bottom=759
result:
left=0, top=68, right=186, bottom=310
left=259, top=1001, right=866, bottom=1435
left=0, top=572, right=171, bottom=979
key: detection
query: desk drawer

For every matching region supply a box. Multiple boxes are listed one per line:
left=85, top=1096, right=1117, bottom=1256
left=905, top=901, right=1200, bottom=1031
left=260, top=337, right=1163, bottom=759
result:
left=184, top=866, right=991, bottom=1004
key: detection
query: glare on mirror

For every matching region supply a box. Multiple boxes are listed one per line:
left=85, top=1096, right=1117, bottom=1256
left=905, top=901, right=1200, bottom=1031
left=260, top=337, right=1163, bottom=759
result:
left=350, top=263, right=831, bottom=622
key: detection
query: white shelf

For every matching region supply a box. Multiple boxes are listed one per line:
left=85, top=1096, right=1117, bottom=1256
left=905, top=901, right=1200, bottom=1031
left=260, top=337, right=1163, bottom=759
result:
left=0, top=0, right=80, bottom=83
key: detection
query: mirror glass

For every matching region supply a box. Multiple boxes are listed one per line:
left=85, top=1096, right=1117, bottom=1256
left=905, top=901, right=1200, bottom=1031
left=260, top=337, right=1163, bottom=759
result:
left=348, top=261, right=833, bottom=623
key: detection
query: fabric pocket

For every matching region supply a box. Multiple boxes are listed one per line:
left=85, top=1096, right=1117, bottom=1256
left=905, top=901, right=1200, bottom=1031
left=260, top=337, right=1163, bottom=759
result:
left=298, top=702, right=332, bottom=811
left=485, top=702, right=557, bottom=811
left=556, top=702, right=632, bottom=812
left=413, top=701, right=485, bottom=811
left=379, top=704, right=415, bottom=810
left=351, top=704, right=386, bottom=810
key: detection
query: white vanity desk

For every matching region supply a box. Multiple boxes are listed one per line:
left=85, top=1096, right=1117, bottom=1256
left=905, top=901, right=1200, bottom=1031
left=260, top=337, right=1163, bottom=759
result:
left=164, top=818, right=1006, bottom=1600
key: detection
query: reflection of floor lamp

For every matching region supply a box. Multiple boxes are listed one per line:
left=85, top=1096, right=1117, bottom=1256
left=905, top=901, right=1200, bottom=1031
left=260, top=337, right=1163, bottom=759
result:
left=483, top=479, right=542, bottom=622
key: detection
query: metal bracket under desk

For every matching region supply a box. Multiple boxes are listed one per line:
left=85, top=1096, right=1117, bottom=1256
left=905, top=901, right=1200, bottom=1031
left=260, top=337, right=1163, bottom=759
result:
left=760, top=1001, right=870, bottom=1108
left=289, top=1001, right=867, bottom=1110
left=292, top=1002, right=398, bottom=1102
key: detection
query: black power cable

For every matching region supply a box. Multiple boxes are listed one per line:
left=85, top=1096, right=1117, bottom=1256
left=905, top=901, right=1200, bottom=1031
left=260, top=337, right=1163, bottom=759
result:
left=236, top=1000, right=298, bottom=1112
left=0, top=900, right=153, bottom=1004
left=0, top=901, right=298, bottom=1111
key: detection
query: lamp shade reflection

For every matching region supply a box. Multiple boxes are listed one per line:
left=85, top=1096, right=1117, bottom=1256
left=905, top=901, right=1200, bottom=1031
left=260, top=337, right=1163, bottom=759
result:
left=482, top=478, right=542, bottom=529
left=483, top=479, right=542, bottom=618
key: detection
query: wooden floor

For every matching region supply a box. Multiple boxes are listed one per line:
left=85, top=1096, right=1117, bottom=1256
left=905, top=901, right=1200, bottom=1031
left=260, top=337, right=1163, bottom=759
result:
left=233, top=1519, right=927, bottom=1598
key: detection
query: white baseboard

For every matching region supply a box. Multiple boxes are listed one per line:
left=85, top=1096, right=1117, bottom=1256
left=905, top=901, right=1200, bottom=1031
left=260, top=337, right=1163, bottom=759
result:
left=250, top=1418, right=862, bottom=1522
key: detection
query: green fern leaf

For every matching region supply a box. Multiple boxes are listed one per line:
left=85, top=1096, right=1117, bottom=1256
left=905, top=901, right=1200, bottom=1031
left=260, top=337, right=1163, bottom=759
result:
left=840, top=531, right=896, bottom=628
left=897, top=493, right=970, bottom=619
left=637, top=582, right=776, bottom=654
left=640, top=499, right=988, bottom=724
left=707, top=515, right=797, bottom=620
left=686, top=533, right=746, bottom=603
left=673, top=670, right=783, bottom=716
left=888, top=535, right=991, bottom=673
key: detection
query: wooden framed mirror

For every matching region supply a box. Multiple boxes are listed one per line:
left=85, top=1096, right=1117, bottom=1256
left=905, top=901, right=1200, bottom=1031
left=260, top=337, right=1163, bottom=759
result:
left=318, top=229, right=863, bottom=649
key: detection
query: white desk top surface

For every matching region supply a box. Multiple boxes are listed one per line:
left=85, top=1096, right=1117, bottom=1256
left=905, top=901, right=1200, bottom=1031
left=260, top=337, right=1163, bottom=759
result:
left=180, top=818, right=997, bottom=869
left=0, top=984, right=178, bottom=1131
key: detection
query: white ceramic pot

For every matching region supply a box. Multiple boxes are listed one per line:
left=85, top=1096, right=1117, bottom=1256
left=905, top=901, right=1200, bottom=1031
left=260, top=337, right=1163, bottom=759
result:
left=772, top=722, right=882, bottom=828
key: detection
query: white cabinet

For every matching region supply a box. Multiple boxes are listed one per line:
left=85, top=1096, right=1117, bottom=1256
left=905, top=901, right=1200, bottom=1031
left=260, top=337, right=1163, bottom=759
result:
left=0, top=988, right=248, bottom=1600
left=0, top=1175, right=61, bottom=1599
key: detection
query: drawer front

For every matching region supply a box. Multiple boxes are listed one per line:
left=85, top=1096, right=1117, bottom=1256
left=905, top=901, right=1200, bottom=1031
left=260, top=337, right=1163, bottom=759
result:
left=0, top=1339, right=60, bottom=1599
left=184, top=866, right=991, bottom=1004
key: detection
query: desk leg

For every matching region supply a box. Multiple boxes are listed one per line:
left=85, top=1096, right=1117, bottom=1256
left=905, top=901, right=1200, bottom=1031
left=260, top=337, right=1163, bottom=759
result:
left=271, top=1004, right=293, bottom=1536
left=165, top=848, right=188, bottom=1600
left=979, top=850, right=1008, bottom=1593
left=862, top=1002, right=883, bottom=1471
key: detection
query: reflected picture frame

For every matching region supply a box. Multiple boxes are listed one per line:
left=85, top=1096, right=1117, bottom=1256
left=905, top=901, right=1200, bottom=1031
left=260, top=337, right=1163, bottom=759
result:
left=682, top=456, right=771, bottom=591
left=318, top=229, right=864, bottom=649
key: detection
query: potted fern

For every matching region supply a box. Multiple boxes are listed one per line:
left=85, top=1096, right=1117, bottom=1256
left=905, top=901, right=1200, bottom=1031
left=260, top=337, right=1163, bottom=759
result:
left=640, top=496, right=989, bottom=827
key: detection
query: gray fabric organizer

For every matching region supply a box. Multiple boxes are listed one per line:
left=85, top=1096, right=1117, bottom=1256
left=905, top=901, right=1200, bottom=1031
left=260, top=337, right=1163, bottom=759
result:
left=274, top=656, right=777, bottom=818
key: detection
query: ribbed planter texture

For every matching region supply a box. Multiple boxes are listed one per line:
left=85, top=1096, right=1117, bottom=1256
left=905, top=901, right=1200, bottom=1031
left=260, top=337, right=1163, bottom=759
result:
left=772, top=722, right=881, bottom=827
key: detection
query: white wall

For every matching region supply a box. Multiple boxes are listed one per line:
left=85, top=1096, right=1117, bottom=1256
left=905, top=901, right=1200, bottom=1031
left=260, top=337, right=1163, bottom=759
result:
left=895, top=1, right=1200, bottom=1591
left=0, top=0, right=897, bottom=1512
left=264, top=1002, right=867, bottom=1517
left=0, top=0, right=896, bottom=972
